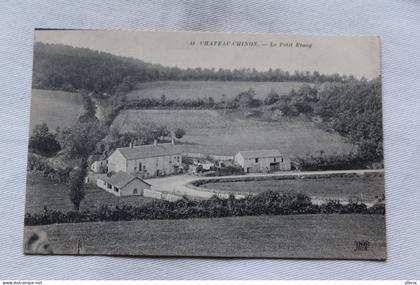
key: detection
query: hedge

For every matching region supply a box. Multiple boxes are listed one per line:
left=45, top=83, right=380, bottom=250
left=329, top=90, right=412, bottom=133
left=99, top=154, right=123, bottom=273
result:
left=25, top=191, right=385, bottom=226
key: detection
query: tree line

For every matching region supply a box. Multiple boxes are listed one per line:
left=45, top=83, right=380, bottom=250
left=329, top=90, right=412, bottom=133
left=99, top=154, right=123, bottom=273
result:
left=33, top=42, right=361, bottom=95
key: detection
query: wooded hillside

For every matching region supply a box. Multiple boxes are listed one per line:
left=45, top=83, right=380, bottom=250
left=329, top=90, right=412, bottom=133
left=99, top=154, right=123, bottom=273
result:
left=33, top=42, right=360, bottom=95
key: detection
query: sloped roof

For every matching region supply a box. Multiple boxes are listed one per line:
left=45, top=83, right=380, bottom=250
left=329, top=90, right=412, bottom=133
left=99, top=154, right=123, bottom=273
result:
left=237, top=149, right=282, bottom=159
left=103, top=171, right=151, bottom=188
left=117, top=143, right=182, bottom=160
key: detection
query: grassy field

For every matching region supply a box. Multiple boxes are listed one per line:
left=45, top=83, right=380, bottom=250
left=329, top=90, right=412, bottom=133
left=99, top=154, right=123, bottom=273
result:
left=112, top=109, right=355, bottom=157
left=25, top=173, right=153, bottom=214
left=29, top=89, right=84, bottom=132
left=24, top=214, right=386, bottom=259
left=200, top=175, right=384, bottom=203
left=126, top=80, right=308, bottom=101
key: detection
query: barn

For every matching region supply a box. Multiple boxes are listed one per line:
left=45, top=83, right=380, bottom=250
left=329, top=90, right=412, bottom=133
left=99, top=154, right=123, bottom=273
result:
left=107, top=140, right=182, bottom=178
left=97, top=171, right=151, bottom=197
left=234, top=149, right=291, bottom=173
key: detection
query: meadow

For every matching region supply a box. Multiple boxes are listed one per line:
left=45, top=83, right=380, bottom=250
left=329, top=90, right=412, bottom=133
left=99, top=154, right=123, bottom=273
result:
left=29, top=89, right=84, bottom=132
left=30, top=84, right=354, bottom=158
left=24, top=214, right=386, bottom=259
left=112, top=109, right=355, bottom=157
left=25, top=174, right=153, bottom=214
left=126, top=80, right=308, bottom=101
left=200, top=175, right=384, bottom=203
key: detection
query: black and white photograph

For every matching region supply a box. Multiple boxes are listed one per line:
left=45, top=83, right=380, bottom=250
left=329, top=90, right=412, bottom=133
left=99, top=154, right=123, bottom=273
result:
left=23, top=30, right=385, bottom=260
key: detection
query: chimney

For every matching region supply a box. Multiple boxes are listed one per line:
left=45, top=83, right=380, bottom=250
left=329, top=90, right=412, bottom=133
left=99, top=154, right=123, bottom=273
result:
left=153, top=139, right=157, bottom=146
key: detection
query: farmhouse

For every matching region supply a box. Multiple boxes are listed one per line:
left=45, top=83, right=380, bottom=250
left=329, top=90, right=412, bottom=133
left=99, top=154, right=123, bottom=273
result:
left=234, top=149, right=291, bottom=173
left=107, top=140, right=182, bottom=178
left=97, top=171, right=151, bottom=197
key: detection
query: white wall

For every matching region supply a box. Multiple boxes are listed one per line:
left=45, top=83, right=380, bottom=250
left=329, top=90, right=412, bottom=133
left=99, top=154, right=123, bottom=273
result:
left=107, top=150, right=127, bottom=173
left=97, top=177, right=151, bottom=196
left=234, top=153, right=245, bottom=167
left=119, top=178, right=151, bottom=196
left=126, top=153, right=182, bottom=178
left=235, top=154, right=291, bottom=172
left=96, top=178, right=119, bottom=196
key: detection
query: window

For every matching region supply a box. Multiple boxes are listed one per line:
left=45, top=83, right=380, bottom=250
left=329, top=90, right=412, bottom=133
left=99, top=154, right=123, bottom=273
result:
left=138, top=162, right=142, bottom=171
left=107, top=183, right=112, bottom=189
left=133, top=188, right=138, bottom=194
left=155, top=159, right=158, bottom=167
left=169, top=157, right=172, bottom=164
left=255, top=158, right=259, bottom=163
left=178, top=156, right=180, bottom=163
left=281, top=157, right=284, bottom=162
left=143, top=165, right=146, bottom=171
left=274, top=158, right=276, bottom=162
left=114, top=187, right=119, bottom=192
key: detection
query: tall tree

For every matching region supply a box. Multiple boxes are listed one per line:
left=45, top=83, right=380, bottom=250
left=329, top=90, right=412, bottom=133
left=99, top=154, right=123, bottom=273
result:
left=68, top=164, right=87, bottom=211
left=160, top=94, right=167, bottom=106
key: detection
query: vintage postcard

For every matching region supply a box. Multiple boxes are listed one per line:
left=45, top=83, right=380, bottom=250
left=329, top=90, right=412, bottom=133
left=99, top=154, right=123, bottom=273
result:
left=24, top=30, right=385, bottom=259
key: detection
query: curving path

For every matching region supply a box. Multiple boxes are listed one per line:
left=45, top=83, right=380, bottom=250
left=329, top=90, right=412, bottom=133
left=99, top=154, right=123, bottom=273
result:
left=145, top=169, right=384, bottom=204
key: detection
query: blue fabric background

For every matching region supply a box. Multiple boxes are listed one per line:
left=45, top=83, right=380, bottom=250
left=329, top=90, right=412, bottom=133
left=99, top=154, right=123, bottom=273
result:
left=1, top=0, right=419, bottom=280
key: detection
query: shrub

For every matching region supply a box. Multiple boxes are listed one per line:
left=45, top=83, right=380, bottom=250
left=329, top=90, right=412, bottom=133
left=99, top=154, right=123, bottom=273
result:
left=294, top=153, right=368, bottom=171
left=216, top=165, right=244, bottom=176
left=27, top=154, right=71, bottom=184
left=174, top=128, right=186, bottom=139
left=29, top=123, right=61, bottom=156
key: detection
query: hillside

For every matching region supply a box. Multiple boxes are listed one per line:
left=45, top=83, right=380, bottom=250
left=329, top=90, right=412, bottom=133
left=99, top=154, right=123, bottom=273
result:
left=32, top=42, right=353, bottom=95
left=127, top=80, right=307, bottom=101
left=29, top=89, right=84, bottom=131
left=111, top=109, right=355, bottom=157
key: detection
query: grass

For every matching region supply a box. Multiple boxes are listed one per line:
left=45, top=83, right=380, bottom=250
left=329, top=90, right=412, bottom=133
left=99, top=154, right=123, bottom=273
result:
left=200, top=176, right=384, bottom=203
left=25, top=173, right=153, bottom=214
left=112, top=109, right=355, bottom=157
left=24, top=214, right=386, bottom=259
left=29, top=89, right=85, bottom=132
left=126, top=80, right=308, bottom=101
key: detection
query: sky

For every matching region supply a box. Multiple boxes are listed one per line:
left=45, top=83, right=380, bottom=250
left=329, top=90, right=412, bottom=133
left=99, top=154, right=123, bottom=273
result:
left=35, top=30, right=381, bottom=79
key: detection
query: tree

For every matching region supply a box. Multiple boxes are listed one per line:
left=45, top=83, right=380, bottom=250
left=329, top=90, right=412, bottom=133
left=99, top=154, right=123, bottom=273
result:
left=207, top=97, right=215, bottom=108
left=174, top=128, right=186, bottom=139
left=264, top=89, right=280, bottom=105
left=235, top=88, right=257, bottom=110
left=315, top=77, right=383, bottom=162
left=58, top=94, right=107, bottom=159
left=81, top=94, right=96, bottom=119
left=59, top=117, right=105, bottom=158
left=161, top=94, right=167, bottom=106
left=157, top=126, right=170, bottom=140
left=29, top=123, right=61, bottom=156
left=221, top=94, right=227, bottom=115
left=69, top=165, right=87, bottom=211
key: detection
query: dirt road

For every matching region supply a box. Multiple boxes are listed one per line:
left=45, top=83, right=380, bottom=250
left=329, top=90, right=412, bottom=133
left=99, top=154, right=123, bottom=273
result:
left=145, top=169, right=384, bottom=203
